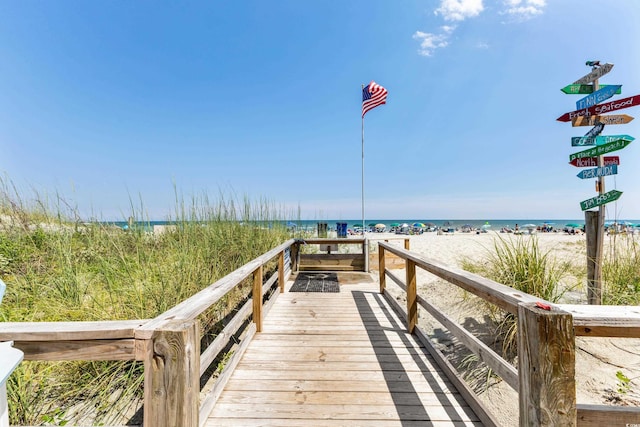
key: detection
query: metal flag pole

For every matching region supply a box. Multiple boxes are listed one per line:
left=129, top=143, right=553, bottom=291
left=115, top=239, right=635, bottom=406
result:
left=361, top=84, right=365, bottom=237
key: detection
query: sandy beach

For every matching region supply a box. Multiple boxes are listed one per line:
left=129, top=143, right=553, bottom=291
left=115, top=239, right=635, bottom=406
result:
left=364, top=230, right=640, bottom=425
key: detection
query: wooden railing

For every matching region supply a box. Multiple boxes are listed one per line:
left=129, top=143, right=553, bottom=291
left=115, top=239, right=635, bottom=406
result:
left=0, top=236, right=376, bottom=426
left=378, top=241, right=640, bottom=427
left=0, top=239, right=296, bottom=427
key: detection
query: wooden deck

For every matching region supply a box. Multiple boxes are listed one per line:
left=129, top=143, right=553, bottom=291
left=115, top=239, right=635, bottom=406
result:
left=206, top=273, right=483, bottom=426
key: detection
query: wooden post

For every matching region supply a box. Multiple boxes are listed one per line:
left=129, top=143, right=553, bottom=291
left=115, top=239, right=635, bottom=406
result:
left=143, top=320, right=200, bottom=427
left=379, top=245, right=386, bottom=294
left=253, top=265, right=263, bottom=332
left=592, top=73, right=604, bottom=305
left=406, top=259, right=417, bottom=333
left=518, top=302, right=576, bottom=426
left=585, top=211, right=601, bottom=304
left=278, top=251, right=285, bottom=293
left=291, top=242, right=299, bottom=273
left=404, top=238, right=410, bottom=250
left=363, top=238, right=369, bottom=272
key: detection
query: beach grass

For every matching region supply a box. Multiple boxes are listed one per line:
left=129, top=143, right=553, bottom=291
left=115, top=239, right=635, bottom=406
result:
left=0, top=182, right=292, bottom=425
left=603, top=235, right=640, bottom=305
left=461, top=235, right=572, bottom=359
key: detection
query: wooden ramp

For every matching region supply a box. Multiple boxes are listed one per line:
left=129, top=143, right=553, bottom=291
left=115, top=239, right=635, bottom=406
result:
left=206, top=274, right=483, bottom=426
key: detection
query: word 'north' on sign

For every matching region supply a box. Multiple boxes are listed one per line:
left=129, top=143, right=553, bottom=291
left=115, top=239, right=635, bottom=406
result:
left=557, top=95, right=640, bottom=122
left=569, top=139, right=632, bottom=161
left=575, top=85, right=621, bottom=110
left=576, top=164, right=618, bottom=179
left=573, top=63, right=614, bottom=85
left=580, top=189, right=622, bottom=211
left=571, top=134, right=635, bottom=147
left=561, top=84, right=621, bottom=95
left=572, top=114, right=634, bottom=127
left=569, top=156, right=619, bottom=168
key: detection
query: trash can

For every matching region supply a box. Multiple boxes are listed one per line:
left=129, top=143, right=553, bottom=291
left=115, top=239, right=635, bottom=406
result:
left=336, top=222, right=347, bottom=238
left=1, top=280, right=23, bottom=427
left=317, top=222, right=327, bottom=238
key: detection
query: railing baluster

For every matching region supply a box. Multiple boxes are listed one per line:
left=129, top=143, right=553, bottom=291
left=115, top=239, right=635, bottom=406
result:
left=252, top=265, right=264, bottom=332
left=406, top=259, right=417, bottom=333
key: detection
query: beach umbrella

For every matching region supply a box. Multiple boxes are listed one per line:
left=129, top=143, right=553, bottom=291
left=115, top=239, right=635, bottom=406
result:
left=481, top=222, right=491, bottom=230
left=390, top=223, right=400, bottom=227
left=426, top=222, right=436, bottom=227
left=375, top=223, right=386, bottom=229
left=353, top=223, right=363, bottom=227
left=565, top=223, right=580, bottom=228
left=368, top=223, right=377, bottom=227
left=401, top=223, right=409, bottom=227
left=413, top=222, right=425, bottom=228
left=523, top=224, right=537, bottom=228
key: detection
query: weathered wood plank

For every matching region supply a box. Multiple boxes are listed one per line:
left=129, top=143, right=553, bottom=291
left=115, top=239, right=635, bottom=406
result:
left=0, top=320, right=145, bottom=341
left=205, top=419, right=482, bottom=427
left=14, top=339, right=136, bottom=361
left=209, top=403, right=479, bottom=422
left=557, top=304, right=640, bottom=338
left=577, top=403, right=640, bottom=426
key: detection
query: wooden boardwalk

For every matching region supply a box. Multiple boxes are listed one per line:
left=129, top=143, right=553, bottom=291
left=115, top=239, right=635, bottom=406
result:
left=206, top=275, right=483, bottom=426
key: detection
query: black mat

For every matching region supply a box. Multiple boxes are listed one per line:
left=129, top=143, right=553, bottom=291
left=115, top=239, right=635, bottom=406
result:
left=290, top=273, right=340, bottom=293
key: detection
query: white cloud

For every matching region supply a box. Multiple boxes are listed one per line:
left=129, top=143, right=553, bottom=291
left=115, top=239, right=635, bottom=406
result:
left=412, top=26, right=456, bottom=57
left=435, top=0, right=484, bottom=21
left=502, top=0, right=546, bottom=21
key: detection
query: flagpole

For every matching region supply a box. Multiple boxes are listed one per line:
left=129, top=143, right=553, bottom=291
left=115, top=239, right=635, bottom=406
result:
left=361, top=85, right=365, bottom=238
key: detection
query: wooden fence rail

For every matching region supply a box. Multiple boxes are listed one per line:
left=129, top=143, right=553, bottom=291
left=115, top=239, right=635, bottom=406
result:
left=0, top=237, right=375, bottom=427
left=378, top=241, right=640, bottom=427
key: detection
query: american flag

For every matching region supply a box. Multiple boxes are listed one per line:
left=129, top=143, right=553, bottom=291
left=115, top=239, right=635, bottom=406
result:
left=362, top=81, right=388, bottom=118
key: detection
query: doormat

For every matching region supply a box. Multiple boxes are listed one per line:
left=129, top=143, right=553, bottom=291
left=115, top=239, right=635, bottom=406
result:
left=290, top=273, right=340, bottom=293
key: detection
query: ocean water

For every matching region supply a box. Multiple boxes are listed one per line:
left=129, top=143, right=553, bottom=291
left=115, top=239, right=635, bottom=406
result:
left=107, top=218, right=640, bottom=232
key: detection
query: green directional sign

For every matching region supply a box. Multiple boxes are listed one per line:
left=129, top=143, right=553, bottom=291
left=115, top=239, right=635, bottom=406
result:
left=569, top=138, right=632, bottom=161
left=561, top=84, right=622, bottom=95
left=580, top=190, right=623, bottom=211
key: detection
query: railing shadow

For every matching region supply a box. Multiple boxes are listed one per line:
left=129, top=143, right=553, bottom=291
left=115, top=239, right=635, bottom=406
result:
left=352, top=290, right=478, bottom=425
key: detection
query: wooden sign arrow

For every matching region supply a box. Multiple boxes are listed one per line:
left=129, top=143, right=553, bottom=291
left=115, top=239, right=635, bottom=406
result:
left=571, top=134, right=635, bottom=147
left=576, top=164, right=618, bottom=179
left=569, top=156, right=620, bottom=167
left=558, top=94, right=640, bottom=122
left=569, top=139, right=632, bottom=161
left=572, top=114, right=634, bottom=127
left=576, top=85, right=621, bottom=110
left=573, top=63, right=614, bottom=85
left=580, top=189, right=622, bottom=211
left=561, top=84, right=621, bottom=95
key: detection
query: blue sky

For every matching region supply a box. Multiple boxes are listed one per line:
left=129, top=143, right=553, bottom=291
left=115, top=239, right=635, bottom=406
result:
left=1, top=1, right=639, bottom=221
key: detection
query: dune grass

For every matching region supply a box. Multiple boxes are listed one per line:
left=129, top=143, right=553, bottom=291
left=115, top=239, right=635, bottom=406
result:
left=0, top=183, right=293, bottom=425
left=461, top=235, right=572, bottom=360
left=602, top=235, right=640, bottom=305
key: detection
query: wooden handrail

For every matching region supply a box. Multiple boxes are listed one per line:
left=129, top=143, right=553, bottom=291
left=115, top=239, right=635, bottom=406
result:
left=378, top=240, right=640, bottom=427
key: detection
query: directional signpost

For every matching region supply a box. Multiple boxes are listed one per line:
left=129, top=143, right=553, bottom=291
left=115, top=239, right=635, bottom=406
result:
left=576, top=164, right=618, bottom=179
left=560, top=60, right=636, bottom=305
left=569, top=156, right=619, bottom=168
left=572, top=114, right=634, bottom=127
left=573, top=63, right=613, bottom=84
left=580, top=190, right=623, bottom=211
left=576, top=85, right=621, bottom=110
left=561, top=84, right=621, bottom=95
left=557, top=94, right=639, bottom=122
left=569, top=138, right=632, bottom=161
left=571, top=134, right=634, bottom=146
